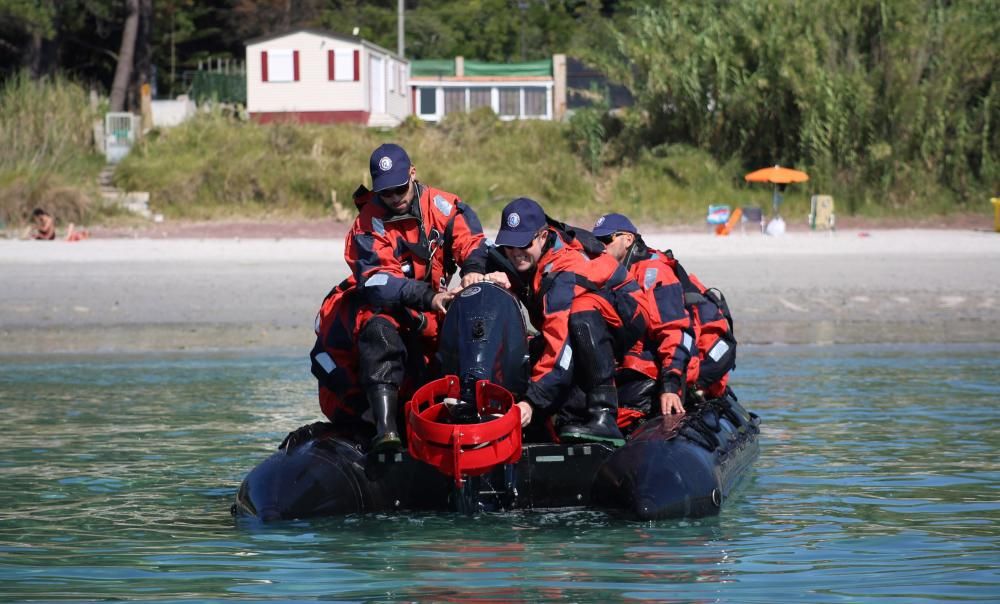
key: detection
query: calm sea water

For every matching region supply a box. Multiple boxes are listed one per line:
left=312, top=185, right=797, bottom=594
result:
left=0, top=344, right=997, bottom=603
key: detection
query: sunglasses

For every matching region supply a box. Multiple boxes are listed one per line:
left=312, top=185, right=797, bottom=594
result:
left=380, top=181, right=410, bottom=197
left=596, top=233, right=621, bottom=244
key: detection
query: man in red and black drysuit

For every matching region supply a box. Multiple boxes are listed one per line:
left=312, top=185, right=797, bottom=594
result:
left=593, top=213, right=736, bottom=402
left=590, top=213, right=693, bottom=418
left=491, top=197, right=673, bottom=447
left=311, top=143, right=489, bottom=453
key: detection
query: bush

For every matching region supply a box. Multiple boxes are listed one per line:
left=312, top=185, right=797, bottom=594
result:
left=116, top=111, right=603, bottom=226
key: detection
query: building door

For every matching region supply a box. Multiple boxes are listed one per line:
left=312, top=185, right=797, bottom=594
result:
left=369, top=56, right=386, bottom=114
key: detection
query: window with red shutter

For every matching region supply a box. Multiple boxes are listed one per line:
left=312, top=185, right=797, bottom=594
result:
left=262, top=49, right=295, bottom=82
left=331, top=49, right=356, bottom=81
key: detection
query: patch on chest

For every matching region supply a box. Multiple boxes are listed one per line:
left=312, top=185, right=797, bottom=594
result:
left=433, top=194, right=452, bottom=217
left=644, top=267, right=659, bottom=289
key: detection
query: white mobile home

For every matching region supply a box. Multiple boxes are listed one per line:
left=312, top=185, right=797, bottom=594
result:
left=245, top=29, right=409, bottom=127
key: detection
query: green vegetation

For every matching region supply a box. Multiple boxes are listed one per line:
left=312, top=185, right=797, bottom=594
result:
left=1, top=0, right=996, bottom=230
left=110, top=108, right=818, bottom=227
left=581, top=0, right=999, bottom=215
left=0, top=73, right=105, bottom=226
left=114, top=108, right=594, bottom=222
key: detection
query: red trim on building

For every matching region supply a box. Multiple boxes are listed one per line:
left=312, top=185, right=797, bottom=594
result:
left=250, top=111, right=371, bottom=125
left=293, top=50, right=300, bottom=81
left=261, top=51, right=268, bottom=81
left=328, top=50, right=335, bottom=80
left=353, top=50, right=360, bottom=81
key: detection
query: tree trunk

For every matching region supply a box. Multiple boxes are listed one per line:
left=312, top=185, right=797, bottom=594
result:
left=110, top=0, right=140, bottom=112
left=25, top=0, right=59, bottom=80
left=129, top=0, right=154, bottom=106
left=26, top=32, right=44, bottom=77
left=169, top=10, right=176, bottom=97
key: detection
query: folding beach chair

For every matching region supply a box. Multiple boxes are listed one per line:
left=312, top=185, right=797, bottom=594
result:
left=740, top=206, right=765, bottom=234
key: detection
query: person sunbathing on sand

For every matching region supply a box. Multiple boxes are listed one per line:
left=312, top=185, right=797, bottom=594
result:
left=26, top=208, right=55, bottom=240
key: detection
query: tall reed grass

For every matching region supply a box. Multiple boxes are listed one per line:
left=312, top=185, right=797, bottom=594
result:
left=0, top=72, right=101, bottom=173
left=0, top=73, right=104, bottom=226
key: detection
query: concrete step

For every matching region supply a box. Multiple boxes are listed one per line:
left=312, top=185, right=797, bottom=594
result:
left=97, top=163, right=151, bottom=219
left=367, top=113, right=402, bottom=128
left=98, top=165, right=116, bottom=187
left=100, top=191, right=151, bottom=219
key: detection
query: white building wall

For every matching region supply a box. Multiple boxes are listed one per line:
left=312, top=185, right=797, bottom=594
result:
left=246, top=31, right=366, bottom=114
left=151, top=97, right=197, bottom=127
left=383, top=58, right=411, bottom=121
left=364, top=51, right=411, bottom=125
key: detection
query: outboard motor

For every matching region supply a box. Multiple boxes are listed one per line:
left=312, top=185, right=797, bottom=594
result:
left=406, top=282, right=530, bottom=500
left=435, top=282, right=529, bottom=421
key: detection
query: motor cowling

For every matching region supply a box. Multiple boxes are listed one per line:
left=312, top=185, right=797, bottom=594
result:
left=436, top=282, right=529, bottom=416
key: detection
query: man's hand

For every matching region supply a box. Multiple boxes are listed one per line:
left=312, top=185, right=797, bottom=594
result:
left=460, top=272, right=486, bottom=288
left=461, top=272, right=512, bottom=289
left=515, top=401, right=533, bottom=427
left=483, top=271, right=512, bottom=289
left=431, top=291, right=455, bottom=313
left=660, top=392, right=684, bottom=416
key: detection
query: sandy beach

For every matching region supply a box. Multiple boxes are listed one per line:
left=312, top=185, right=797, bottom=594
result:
left=2, top=228, right=999, bottom=355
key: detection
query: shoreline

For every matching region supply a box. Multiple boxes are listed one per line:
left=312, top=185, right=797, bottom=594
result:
left=3, top=319, right=998, bottom=358
left=4, top=210, right=992, bottom=242
left=2, top=229, right=999, bottom=355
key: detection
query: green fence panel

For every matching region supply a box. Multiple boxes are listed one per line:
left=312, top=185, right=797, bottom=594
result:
left=190, top=72, right=246, bottom=104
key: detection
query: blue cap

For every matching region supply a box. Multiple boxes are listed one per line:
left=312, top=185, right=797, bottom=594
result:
left=592, top=213, right=637, bottom=237
left=496, top=197, right=547, bottom=247
left=369, top=143, right=411, bottom=192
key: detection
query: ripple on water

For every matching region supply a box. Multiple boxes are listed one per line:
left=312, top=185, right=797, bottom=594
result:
left=0, top=346, right=997, bottom=602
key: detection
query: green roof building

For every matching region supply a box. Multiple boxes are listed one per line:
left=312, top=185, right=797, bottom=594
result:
left=409, top=55, right=566, bottom=122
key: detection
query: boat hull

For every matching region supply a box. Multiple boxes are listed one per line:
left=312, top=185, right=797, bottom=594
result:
left=233, top=395, right=760, bottom=521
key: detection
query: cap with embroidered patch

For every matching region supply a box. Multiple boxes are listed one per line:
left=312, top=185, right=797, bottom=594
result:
left=592, top=213, right=638, bottom=237
left=369, top=143, right=411, bottom=192
left=496, top=197, right=547, bottom=248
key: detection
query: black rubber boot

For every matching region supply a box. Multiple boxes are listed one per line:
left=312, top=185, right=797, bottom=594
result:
left=358, top=317, right=407, bottom=454
left=559, top=384, right=625, bottom=446
left=560, top=312, right=625, bottom=446
left=368, top=385, right=402, bottom=453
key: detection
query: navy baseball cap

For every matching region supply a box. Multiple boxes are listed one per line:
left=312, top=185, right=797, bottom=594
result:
left=496, top=197, right=547, bottom=248
left=369, top=143, right=411, bottom=192
left=592, top=213, right=637, bottom=237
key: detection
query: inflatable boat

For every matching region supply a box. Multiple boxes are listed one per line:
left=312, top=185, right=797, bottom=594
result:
left=232, top=283, right=760, bottom=521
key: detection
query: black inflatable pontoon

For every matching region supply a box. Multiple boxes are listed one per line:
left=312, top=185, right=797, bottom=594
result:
left=233, top=283, right=760, bottom=521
